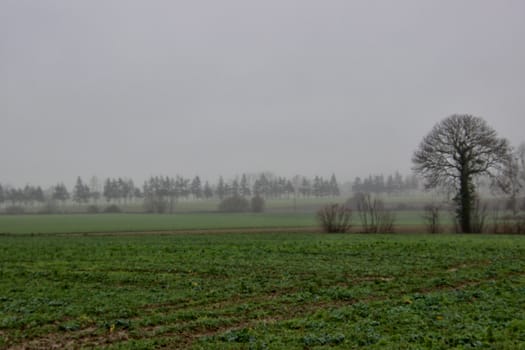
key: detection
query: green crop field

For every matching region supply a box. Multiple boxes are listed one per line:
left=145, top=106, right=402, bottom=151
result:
left=1, top=233, right=524, bottom=349
left=0, top=211, right=448, bottom=235
left=0, top=213, right=317, bottom=235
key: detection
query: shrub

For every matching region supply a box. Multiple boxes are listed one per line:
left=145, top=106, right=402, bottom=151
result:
left=512, top=215, right=525, bottom=234
left=5, top=206, right=25, bottom=215
left=218, top=195, right=250, bottom=212
left=317, top=203, right=352, bottom=233
left=471, top=198, right=488, bottom=233
left=103, top=204, right=121, bottom=213
left=493, top=206, right=525, bottom=234
left=422, top=204, right=441, bottom=233
left=250, top=195, right=265, bottom=213
left=86, top=205, right=99, bottom=214
left=143, top=197, right=167, bottom=213
left=352, top=192, right=396, bottom=233
left=38, top=200, right=59, bottom=214
left=396, top=203, right=409, bottom=211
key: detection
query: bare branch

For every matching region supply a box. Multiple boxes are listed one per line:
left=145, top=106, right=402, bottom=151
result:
left=412, top=114, right=511, bottom=233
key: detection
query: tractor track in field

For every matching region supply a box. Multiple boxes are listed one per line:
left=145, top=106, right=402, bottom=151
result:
left=69, top=226, right=320, bottom=236
left=8, top=269, right=524, bottom=350
left=1, top=224, right=433, bottom=237
left=0, top=227, right=318, bottom=237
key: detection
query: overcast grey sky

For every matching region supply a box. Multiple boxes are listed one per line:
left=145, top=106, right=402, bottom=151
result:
left=2, top=0, right=524, bottom=187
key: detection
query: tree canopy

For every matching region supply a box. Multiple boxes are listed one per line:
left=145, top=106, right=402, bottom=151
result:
left=413, top=114, right=511, bottom=233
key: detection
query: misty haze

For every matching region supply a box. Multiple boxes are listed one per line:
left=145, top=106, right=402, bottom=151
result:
left=1, top=1, right=525, bottom=349
left=2, top=1, right=524, bottom=187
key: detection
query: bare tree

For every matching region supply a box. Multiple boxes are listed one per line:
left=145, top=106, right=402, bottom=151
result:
left=490, top=203, right=503, bottom=234
left=493, top=143, right=525, bottom=215
left=89, top=176, right=101, bottom=204
left=73, top=176, right=90, bottom=205
left=354, top=193, right=395, bottom=233
left=470, top=198, right=488, bottom=233
left=491, top=142, right=525, bottom=233
left=317, top=203, right=352, bottom=233
left=422, top=203, right=441, bottom=233
left=413, top=115, right=511, bottom=233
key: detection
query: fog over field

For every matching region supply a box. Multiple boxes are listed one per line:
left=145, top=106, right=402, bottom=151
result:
left=2, top=0, right=524, bottom=187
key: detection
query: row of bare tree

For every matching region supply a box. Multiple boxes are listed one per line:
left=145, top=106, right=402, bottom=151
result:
left=317, top=193, right=395, bottom=233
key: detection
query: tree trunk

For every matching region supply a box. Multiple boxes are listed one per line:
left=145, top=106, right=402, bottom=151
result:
left=459, top=172, right=472, bottom=233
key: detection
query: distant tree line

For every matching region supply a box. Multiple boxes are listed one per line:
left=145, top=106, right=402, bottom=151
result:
left=351, top=172, right=419, bottom=195
left=0, top=184, right=45, bottom=206
left=0, top=173, right=343, bottom=212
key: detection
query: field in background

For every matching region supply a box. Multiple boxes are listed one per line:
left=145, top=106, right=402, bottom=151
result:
left=0, top=190, right=456, bottom=235
left=0, top=213, right=316, bottom=235
left=0, top=192, right=447, bottom=215
left=0, top=210, right=453, bottom=235
left=1, top=233, right=524, bottom=349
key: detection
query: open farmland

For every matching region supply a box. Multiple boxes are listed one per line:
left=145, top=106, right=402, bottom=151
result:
left=1, top=233, right=524, bottom=349
left=0, top=210, right=448, bottom=235
left=0, top=213, right=317, bottom=235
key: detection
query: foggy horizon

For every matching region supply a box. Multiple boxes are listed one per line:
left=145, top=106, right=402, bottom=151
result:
left=2, top=1, right=525, bottom=188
